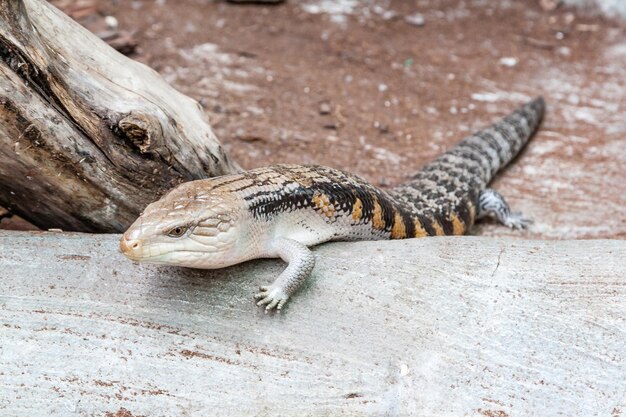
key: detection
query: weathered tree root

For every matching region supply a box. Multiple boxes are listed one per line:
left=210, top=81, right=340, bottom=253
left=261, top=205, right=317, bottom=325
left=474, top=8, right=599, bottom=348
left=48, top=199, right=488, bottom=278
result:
left=0, top=0, right=240, bottom=232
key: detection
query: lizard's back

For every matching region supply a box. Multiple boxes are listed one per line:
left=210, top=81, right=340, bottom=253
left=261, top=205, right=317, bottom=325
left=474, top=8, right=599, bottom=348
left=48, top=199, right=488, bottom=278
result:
left=201, top=97, right=544, bottom=244
left=193, top=163, right=399, bottom=245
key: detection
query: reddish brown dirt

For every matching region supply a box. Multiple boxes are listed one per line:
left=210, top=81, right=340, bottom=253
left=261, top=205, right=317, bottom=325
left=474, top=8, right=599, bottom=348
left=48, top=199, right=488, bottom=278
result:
left=3, top=0, right=625, bottom=239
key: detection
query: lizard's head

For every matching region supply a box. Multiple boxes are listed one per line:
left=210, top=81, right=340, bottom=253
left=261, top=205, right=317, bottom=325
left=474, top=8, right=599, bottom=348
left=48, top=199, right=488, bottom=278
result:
left=120, top=181, right=246, bottom=268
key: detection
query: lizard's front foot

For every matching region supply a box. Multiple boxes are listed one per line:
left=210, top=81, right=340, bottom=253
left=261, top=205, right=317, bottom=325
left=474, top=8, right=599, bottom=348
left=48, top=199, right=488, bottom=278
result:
left=255, top=285, right=289, bottom=312
left=254, top=238, right=315, bottom=313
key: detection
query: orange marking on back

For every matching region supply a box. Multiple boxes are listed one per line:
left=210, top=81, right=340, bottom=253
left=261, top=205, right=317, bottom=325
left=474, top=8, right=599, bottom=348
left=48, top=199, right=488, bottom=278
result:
left=450, top=213, right=466, bottom=235
left=372, top=198, right=385, bottom=230
left=312, top=192, right=335, bottom=218
left=413, top=219, right=428, bottom=238
left=352, top=198, right=363, bottom=222
left=390, top=212, right=407, bottom=239
left=431, top=219, right=445, bottom=236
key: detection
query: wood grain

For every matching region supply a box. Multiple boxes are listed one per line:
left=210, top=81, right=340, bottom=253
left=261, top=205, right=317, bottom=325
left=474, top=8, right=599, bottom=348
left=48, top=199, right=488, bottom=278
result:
left=0, top=0, right=239, bottom=232
left=0, top=231, right=624, bottom=416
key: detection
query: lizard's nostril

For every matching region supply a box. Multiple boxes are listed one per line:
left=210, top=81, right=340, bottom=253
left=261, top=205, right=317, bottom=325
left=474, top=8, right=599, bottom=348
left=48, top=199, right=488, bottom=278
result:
left=120, top=236, right=141, bottom=255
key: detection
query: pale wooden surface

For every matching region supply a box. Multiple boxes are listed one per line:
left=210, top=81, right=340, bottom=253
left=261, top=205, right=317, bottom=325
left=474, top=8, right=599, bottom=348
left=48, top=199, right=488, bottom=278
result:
left=0, top=231, right=624, bottom=416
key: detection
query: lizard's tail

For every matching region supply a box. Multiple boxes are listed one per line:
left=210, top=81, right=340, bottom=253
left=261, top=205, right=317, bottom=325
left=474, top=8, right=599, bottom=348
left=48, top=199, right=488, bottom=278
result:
left=444, top=96, right=545, bottom=186
left=387, top=97, right=544, bottom=236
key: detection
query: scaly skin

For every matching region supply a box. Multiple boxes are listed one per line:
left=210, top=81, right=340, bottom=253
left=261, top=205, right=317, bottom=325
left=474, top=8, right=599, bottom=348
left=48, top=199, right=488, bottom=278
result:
left=120, top=97, right=545, bottom=311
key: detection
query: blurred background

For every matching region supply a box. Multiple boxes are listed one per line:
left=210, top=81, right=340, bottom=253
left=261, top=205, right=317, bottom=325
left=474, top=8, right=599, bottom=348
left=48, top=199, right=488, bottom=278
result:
left=4, top=0, right=625, bottom=239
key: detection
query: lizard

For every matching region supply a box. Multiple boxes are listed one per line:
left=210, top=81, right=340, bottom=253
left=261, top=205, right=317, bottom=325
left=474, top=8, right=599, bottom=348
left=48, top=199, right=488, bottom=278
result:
left=120, top=97, right=544, bottom=311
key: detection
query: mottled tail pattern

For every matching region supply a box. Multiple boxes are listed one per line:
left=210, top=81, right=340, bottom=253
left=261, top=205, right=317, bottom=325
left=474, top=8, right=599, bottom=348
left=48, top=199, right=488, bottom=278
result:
left=388, top=97, right=545, bottom=237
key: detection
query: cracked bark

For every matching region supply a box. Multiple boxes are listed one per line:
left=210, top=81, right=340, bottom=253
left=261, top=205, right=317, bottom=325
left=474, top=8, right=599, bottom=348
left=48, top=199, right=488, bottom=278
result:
left=0, top=0, right=240, bottom=232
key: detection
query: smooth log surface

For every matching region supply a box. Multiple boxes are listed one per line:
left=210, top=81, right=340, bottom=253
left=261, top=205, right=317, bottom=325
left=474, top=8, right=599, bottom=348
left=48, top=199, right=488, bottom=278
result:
left=0, top=0, right=239, bottom=232
left=0, top=231, right=624, bottom=416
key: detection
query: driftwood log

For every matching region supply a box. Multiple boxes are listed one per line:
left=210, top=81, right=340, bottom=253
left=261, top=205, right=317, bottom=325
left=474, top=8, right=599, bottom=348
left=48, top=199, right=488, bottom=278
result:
left=0, top=0, right=240, bottom=232
left=1, top=232, right=624, bottom=415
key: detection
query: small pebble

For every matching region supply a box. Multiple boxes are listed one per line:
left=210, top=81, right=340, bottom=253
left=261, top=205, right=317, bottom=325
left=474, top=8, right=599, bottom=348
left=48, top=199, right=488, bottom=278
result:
left=405, top=13, right=425, bottom=27
left=374, top=121, right=389, bottom=133
left=319, top=101, right=332, bottom=115
left=499, top=57, right=518, bottom=67
left=104, top=16, right=118, bottom=29
left=400, top=363, right=409, bottom=376
left=557, top=46, right=571, bottom=57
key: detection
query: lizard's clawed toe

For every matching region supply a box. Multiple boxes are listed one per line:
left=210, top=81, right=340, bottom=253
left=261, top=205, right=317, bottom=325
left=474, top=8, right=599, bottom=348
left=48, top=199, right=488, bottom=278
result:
left=255, top=285, right=289, bottom=312
left=505, top=212, right=533, bottom=230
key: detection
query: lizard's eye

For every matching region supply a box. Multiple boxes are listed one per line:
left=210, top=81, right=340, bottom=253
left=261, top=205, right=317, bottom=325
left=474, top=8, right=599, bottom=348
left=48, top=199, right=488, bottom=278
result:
left=167, top=226, right=188, bottom=238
